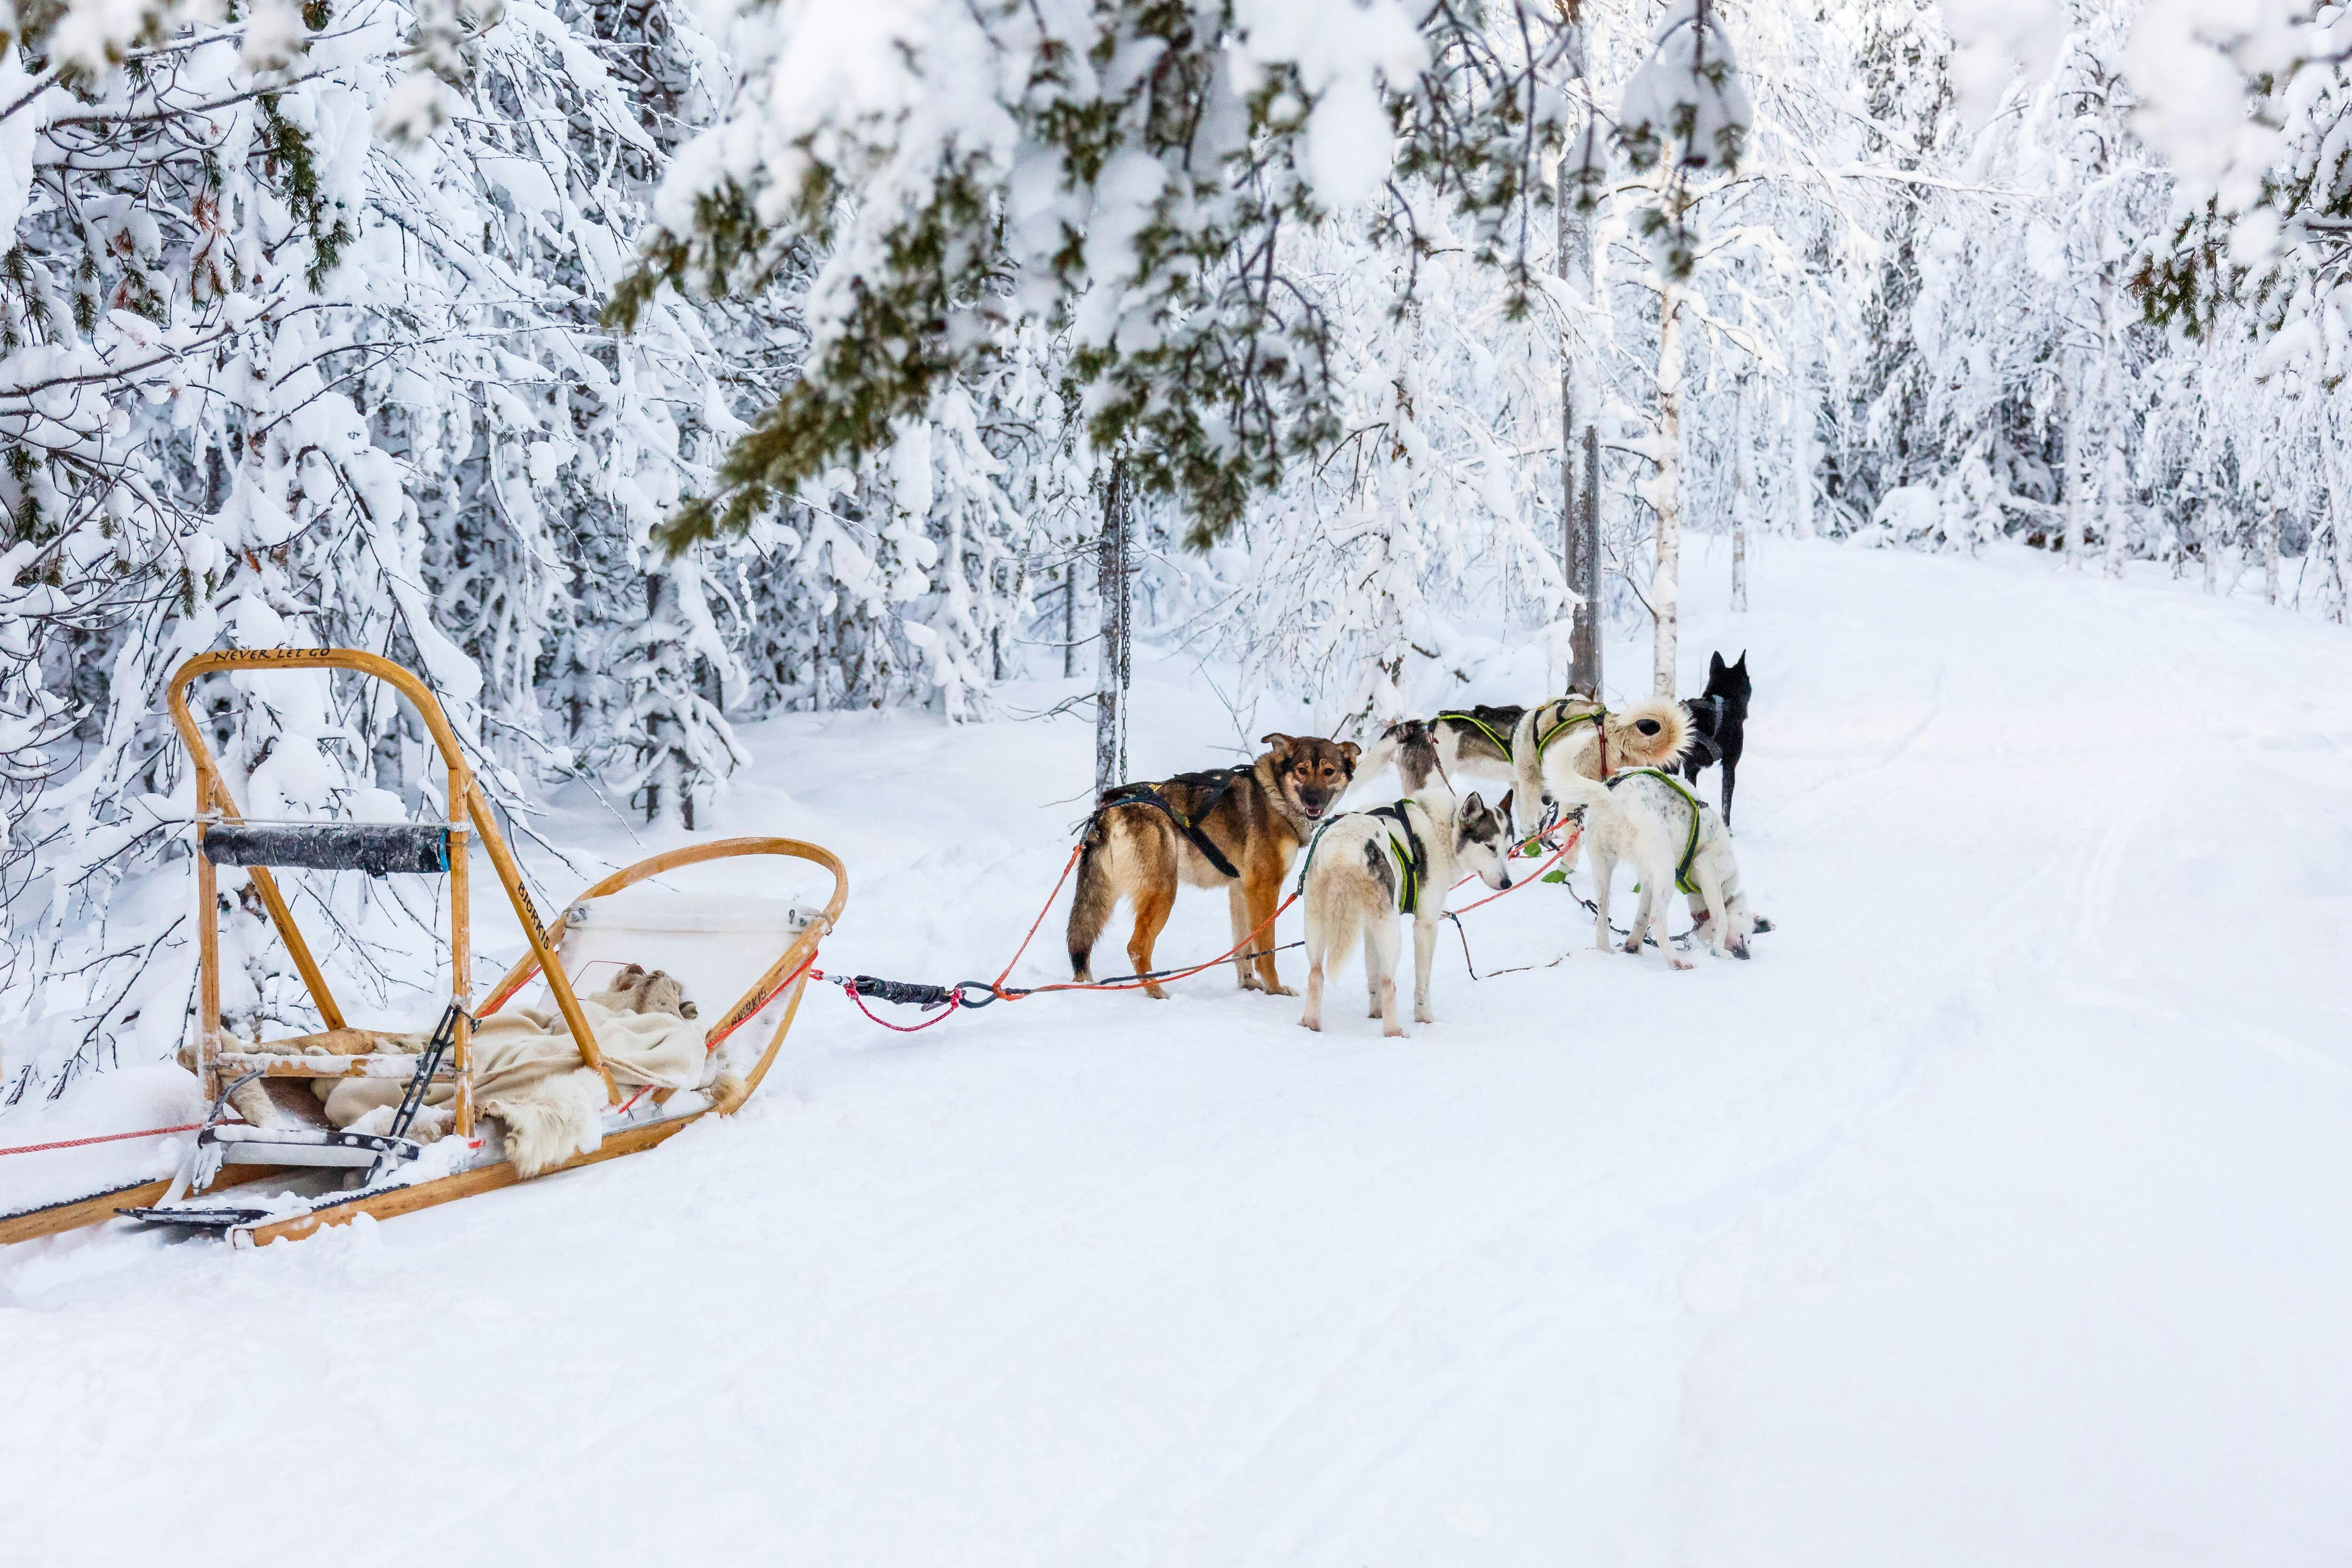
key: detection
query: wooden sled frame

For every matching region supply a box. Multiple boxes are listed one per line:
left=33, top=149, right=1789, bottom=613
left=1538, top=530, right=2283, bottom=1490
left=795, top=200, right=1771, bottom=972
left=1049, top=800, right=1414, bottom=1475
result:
left=0, top=649, right=846, bottom=1248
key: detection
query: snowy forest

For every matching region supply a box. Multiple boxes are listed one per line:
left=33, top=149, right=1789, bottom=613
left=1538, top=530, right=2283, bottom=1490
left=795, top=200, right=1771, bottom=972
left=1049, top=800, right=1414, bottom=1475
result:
left=3, top=0, right=2349, bottom=1099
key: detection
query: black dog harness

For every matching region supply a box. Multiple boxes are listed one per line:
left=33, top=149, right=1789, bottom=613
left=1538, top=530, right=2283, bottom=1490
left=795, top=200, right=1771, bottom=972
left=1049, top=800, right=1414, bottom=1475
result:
left=1095, top=768, right=1245, bottom=879
left=1606, top=767, right=1705, bottom=894
left=1685, top=694, right=1727, bottom=767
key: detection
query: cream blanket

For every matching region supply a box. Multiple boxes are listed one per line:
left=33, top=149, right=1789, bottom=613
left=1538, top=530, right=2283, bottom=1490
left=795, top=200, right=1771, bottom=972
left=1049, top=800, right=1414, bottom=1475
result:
left=316, top=1000, right=708, bottom=1178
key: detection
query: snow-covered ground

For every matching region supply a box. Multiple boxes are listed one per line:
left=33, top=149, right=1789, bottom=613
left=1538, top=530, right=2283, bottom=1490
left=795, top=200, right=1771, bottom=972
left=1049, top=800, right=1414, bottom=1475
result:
left=5, top=539, right=2352, bottom=1565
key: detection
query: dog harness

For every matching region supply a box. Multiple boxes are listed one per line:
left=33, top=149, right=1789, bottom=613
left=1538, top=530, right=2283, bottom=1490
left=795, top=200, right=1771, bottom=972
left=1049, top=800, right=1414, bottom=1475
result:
left=1095, top=768, right=1244, bottom=879
left=1533, top=698, right=1611, bottom=771
left=1685, top=694, right=1727, bottom=767
left=1295, top=800, right=1430, bottom=914
left=1605, top=767, right=1705, bottom=894
left=1364, top=801, right=1430, bottom=914
left=1433, top=709, right=1515, bottom=758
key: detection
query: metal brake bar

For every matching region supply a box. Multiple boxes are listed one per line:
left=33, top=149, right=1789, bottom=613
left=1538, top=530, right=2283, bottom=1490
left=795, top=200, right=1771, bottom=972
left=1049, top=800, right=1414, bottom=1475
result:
left=389, top=1000, right=467, bottom=1139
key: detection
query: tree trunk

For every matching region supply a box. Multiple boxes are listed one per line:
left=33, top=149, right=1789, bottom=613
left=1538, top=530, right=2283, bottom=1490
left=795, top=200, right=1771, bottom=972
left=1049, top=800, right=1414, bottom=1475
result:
left=1652, top=278, right=1685, bottom=698
left=1584, top=423, right=1602, bottom=672
left=1095, top=461, right=1129, bottom=796
left=2067, top=267, right=2115, bottom=568
left=2338, top=505, right=2351, bottom=624
left=1791, top=372, right=1816, bottom=541
left=2264, top=507, right=2281, bottom=606
left=1063, top=561, right=1077, bottom=679
left=1560, top=13, right=1602, bottom=698
left=2098, top=268, right=2125, bottom=579
left=2065, top=375, right=2089, bottom=565
left=644, top=571, right=666, bottom=825
left=2100, top=443, right=2128, bottom=580
left=1731, top=372, right=1752, bottom=614
left=2332, top=411, right=2352, bottom=623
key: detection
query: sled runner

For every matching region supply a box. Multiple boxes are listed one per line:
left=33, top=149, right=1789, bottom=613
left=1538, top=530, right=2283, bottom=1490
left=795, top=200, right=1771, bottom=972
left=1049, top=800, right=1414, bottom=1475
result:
left=0, top=648, right=845, bottom=1249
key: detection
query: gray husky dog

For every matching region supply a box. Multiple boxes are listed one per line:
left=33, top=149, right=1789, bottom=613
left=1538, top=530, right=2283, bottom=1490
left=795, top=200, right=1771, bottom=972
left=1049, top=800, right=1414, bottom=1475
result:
left=1299, top=790, right=1514, bottom=1036
left=1540, top=768, right=1756, bottom=969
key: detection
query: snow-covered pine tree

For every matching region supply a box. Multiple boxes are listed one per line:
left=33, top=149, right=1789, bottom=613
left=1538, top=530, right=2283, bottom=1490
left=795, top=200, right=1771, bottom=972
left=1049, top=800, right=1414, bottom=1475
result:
left=0, top=0, right=766, bottom=1092
left=612, top=0, right=1582, bottom=552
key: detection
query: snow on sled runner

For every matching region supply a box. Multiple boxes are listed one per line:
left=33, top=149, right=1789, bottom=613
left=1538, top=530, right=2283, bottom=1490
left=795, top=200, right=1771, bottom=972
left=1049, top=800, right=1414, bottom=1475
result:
left=0, top=648, right=846, bottom=1250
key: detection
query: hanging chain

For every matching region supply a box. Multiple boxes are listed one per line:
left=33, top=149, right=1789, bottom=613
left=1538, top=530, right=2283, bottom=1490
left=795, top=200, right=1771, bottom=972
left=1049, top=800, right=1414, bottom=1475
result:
left=1115, top=470, right=1132, bottom=781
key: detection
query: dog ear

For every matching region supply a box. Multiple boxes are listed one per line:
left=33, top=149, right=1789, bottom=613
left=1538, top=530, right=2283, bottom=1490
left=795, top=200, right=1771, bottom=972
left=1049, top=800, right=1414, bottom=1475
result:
left=1462, top=790, right=1486, bottom=815
left=680, top=1001, right=699, bottom=1019
left=1258, top=732, right=1294, bottom=760
left=1710, top=651, right=1726, bottom=676
left=1735, top=650, right=1747, bottom=668
left=1338, top=740, right=1361, bottom=767
left=619, top=963, right=645, bottom=981
left=1497, top=788, right=1513, bottom=821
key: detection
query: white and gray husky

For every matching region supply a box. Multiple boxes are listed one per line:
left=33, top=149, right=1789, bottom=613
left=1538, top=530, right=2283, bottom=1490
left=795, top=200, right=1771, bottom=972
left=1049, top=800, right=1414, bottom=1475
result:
left=1299, top=790, right=1514, bottom=1035
left=1529, top=768, right=1756, bottom=969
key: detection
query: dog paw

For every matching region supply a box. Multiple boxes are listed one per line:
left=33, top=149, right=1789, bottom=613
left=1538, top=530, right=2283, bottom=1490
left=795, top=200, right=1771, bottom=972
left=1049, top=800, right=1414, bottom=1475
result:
left=1144, top=983, right=1170, bottom=1000
left=1265, top=983, right=1297, bottom=998
left=1300, top=1016, right=1321, bottom=1032
left=1414, top=1010, right=1434, bottom=1025
left=1751, top=915, right=1774, bottom=933
left=1383, top=1025, right=1408, bottom=1039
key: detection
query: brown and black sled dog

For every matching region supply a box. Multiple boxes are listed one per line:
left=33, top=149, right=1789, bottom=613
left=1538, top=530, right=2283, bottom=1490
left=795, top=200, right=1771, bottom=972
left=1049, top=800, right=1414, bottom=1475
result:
left=1067, top=734, right=1359, bottom=997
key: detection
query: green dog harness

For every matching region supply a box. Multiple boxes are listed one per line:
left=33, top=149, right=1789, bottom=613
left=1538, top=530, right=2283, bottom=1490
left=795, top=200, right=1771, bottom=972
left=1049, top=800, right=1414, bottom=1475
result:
left=1295, top=799, right=1430, bottom=914
left=1532, top=698, right=1608, bottom=758
left=1605, top=767, right=1705, bottom=894
left=1362, top=801, right=1429, bottom=914
left=1433, top=710, right=1515, bottom=758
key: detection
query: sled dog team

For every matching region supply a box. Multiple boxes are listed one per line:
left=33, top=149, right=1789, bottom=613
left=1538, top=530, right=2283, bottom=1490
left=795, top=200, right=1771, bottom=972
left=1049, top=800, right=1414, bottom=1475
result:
left=1067, top=653, right=1758, bottom=1037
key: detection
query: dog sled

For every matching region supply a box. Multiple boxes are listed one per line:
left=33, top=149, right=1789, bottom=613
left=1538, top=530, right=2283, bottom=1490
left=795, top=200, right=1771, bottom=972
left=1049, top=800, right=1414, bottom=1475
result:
left=0, top=648, right=845, bottom=1249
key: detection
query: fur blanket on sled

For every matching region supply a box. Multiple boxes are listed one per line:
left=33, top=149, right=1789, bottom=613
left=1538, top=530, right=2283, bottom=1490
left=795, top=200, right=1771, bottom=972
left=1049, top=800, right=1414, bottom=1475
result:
left=314, top=998, right=702, bottom=1177
left=216, top=967, right=742, bottom=1178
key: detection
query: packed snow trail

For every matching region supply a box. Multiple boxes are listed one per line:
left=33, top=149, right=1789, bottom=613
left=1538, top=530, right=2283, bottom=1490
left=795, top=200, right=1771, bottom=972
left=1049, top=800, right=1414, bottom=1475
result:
left=5, top=541, right=2352, bottom=1566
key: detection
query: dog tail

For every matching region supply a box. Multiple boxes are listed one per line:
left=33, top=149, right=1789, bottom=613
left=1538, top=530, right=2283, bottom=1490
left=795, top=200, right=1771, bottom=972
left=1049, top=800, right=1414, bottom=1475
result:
left=1066, top=811, right=1117, bottom=981
left=1351, top=720, right=1419, bottom=796
left=1606, top=697, right=1690, bottom=772
left=1303, top=852, right=1369, bottom=977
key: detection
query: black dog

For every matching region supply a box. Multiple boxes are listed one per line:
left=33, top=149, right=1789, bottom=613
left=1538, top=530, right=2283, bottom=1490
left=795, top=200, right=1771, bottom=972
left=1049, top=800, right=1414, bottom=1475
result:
left=1682, top=651, right=1750, bottom=826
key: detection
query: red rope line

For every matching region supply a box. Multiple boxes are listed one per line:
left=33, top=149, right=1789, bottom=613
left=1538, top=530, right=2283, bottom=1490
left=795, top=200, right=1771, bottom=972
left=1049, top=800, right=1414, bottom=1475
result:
left=830, top=812, right=1581, bottom=1031
left=993, top=841, right=1085, bottom=990
left=1449, top=828, right=1583, bottom=917
left=703, top=949, right=821, bottom=1052
left=0, top=1123, right=202, bottom=1157
left=1013, top=889, right=1300, bottom=996
left=841, top=986, right=964, bottom=1032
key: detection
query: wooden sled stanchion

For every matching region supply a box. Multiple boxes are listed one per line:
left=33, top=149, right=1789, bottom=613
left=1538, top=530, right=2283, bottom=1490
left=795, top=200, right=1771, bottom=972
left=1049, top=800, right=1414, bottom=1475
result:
left=0, top=648, right=846, bottom=1250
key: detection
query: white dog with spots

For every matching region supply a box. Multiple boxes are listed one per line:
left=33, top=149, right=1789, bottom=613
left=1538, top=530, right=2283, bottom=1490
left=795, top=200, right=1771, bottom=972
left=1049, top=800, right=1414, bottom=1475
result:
left=1299, top=790, right=1514, bottom=1035
left=1532, top=768, right=1758, bottom=969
